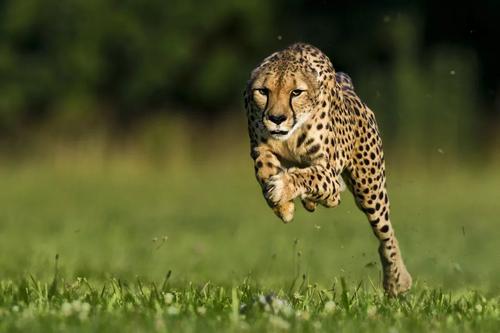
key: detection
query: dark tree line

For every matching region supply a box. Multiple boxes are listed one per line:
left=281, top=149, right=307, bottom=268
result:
left=0, top=0, right=497, bottom=147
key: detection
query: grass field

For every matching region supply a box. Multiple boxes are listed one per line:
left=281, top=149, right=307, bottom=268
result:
left=0, top=155, right=498, bottom=332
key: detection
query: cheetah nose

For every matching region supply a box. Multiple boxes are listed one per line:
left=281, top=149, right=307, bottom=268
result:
left=268, top=114, right=287, bottom=125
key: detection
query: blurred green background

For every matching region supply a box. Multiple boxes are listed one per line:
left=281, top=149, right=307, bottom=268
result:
left=0, top=1, right=499, bottom=294
left=0, top=0, right=499, bottom=161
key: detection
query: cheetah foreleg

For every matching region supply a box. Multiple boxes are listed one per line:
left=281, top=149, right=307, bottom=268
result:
left=252, top=147, right=296, bottom=223
left=265, top=165, right=344, bottom=221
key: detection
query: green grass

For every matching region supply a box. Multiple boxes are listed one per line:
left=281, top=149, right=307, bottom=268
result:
left=0, top=276, right=498, bottom=332
left=0, top=157, right=498, bottom=332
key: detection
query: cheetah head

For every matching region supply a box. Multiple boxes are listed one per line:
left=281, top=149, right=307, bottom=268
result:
left=247, top=51, right=321, bottom=140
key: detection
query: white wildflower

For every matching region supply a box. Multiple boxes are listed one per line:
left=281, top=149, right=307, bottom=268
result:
left=367, top=305, right=377, bottom=318
left=61, top=300, right=90, bottom=320
left=197, top=306, right=206, bottom=315
left=78, top=302, right=91, bottom=321
left=272, top=298, right=285, bottom=313
left=269, top=315, right=290, bottom=330
left=296, top=310, right=310, bottom=321
left=61, top=302, right=72, bottom=316
left=167, top=305, right=180, bottom=316
left=164, top=293, right=174, bottom=304
left=281, top=302, right=294, bottom=318
left=73, top=300, right=82, bottom=311
left=82, top=302, right=90, bottom=312
left=324, top=300, right=336, bottom=314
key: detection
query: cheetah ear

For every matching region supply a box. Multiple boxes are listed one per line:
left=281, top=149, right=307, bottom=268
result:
left=333, top=77, right=345, bottom=104
left=335, top=72, right=354, bottom=90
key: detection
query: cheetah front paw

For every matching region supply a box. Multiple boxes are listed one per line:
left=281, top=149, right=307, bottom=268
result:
left=265, top=172, right=296, bottom=205
left=265, top=172, right=297, bottom=223
left=301, top=198, right=317, bottom=212
left=272, top=201, right=295, bottom=223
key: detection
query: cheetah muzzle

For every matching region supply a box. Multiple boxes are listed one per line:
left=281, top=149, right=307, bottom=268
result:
left=244, top=43, right=412, bottom=297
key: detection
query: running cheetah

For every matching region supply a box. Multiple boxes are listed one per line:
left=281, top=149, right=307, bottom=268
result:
left=244, top=43, right=412, bottom=296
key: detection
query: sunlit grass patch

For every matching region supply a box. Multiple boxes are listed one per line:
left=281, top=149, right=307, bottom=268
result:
left=0, top=276, right=498, bottom=332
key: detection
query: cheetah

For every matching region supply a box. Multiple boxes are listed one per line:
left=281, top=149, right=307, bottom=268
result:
left=243, top=43, right=412, bottom=296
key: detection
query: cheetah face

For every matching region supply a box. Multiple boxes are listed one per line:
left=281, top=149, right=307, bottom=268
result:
left=249, top=69, right=318, bottom=140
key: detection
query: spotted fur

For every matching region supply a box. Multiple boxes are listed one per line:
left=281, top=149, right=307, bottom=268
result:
left=244, top=43, right=411, bottom=296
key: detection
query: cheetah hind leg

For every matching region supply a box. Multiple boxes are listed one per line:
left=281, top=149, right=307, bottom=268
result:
left=343, top=169, right=412, bottom=296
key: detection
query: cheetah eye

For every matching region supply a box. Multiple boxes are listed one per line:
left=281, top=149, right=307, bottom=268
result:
left=255, top=88, right=269, bottom=96
left=291, top=89, right=304, bottom=97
